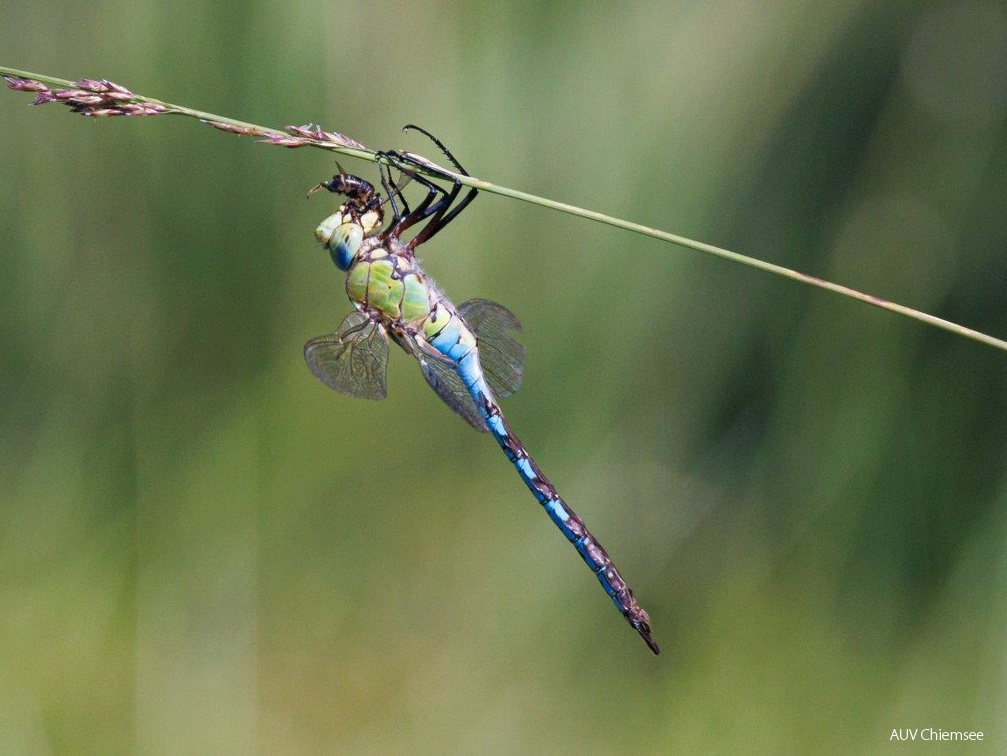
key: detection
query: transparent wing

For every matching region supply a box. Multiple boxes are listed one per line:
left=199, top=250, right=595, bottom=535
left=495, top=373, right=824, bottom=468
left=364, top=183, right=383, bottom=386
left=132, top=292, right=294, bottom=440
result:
left=419, top=353, right=488, bottom=432
left=458, top=299, right=525, bottom=398
left=394, top=329, right=487, bottom=433
left=304, top=311, right=389, bottom=400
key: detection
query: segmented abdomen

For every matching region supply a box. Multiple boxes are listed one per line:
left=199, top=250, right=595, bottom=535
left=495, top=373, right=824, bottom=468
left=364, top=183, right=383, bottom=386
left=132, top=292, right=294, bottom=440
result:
left=345, top=237, right=659, bottom=652
left=425, top=303, right=659, bottom=653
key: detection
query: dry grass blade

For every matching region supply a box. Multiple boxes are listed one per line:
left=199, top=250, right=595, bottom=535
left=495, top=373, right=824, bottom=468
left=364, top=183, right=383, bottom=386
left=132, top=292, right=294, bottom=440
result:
left=2, top=64, right=1006, bottom=356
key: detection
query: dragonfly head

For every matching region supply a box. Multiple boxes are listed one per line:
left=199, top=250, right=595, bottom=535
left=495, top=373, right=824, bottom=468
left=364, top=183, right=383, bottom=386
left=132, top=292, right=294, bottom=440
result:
left=310, top=170, right=386, bottom=270
left=315, top=203, right=384, bottom=271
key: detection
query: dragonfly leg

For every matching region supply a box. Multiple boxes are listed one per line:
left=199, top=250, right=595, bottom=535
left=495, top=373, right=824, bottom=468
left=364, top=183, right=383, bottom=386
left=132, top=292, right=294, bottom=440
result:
left=402, top=124, right=468, bottom=175
left=376, top=127, right=479, bottom=248
left=398, top=170, right=457, bottom=238
left=376, top=152, right=447, bottom=237
left=376, top=158, right=412, bottom=223
left=379, top=158, right=474, bottom=248
left=406, top=171, right=471, bottom=248
left=399, top=125, right=478, bottom=247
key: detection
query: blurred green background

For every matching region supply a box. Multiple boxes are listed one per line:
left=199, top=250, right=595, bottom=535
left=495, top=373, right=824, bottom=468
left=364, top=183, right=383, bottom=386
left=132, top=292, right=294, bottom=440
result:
left=2, top=1, right=1006, bottom=752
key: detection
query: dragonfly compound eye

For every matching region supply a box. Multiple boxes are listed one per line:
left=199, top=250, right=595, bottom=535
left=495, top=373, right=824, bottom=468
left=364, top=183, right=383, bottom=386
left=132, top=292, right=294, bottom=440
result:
left=316, top=210, right=364, bottom=271
left=359, top=208, right=383, bottom=237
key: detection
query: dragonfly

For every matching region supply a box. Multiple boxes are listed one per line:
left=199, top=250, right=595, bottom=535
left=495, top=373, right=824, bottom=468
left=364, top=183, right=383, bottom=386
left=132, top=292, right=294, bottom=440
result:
left=304, top=126, right=659, bottom=654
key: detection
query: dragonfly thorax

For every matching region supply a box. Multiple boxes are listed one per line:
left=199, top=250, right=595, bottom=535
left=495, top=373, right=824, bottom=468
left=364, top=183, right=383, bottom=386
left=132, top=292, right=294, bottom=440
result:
left=315, top=203, right=383, bottom=271
left=345, top=235, right=433, bottom=326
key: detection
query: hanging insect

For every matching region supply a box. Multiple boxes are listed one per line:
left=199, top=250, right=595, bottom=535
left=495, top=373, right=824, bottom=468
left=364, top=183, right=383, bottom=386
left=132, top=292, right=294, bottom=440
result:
left=305, top=127, right=659, bottom=653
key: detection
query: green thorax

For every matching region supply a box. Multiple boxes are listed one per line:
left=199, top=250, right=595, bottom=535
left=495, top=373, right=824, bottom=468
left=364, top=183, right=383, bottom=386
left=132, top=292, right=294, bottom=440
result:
left=345, top=235, right=433, bottom=326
